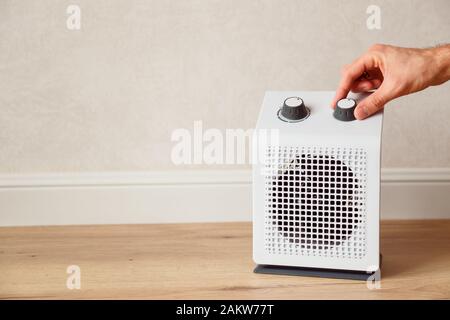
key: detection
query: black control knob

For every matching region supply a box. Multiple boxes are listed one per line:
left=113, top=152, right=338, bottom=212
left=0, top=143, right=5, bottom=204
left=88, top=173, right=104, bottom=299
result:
left=333, top=98, right=357, bottom=121
left=278, top=97, right=310, bottom=122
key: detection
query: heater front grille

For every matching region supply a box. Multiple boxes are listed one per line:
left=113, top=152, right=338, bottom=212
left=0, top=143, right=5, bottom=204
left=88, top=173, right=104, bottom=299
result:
left=264, top=146, right=367, bottom=259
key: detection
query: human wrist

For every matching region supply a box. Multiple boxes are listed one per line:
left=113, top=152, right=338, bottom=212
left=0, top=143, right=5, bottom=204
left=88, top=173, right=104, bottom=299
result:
left=430, top=44, right=450, bottom=85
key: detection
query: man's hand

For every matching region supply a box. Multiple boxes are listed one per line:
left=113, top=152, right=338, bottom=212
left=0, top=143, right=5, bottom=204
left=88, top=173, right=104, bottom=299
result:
left=331, top=44, right=450, bottom=120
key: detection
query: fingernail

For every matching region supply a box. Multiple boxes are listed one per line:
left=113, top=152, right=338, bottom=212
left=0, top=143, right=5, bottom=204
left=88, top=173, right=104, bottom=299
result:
left=354, top=106, right=369, bottom=120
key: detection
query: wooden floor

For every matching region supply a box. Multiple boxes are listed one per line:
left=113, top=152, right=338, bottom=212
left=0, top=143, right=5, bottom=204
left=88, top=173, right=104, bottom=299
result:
left=0, top=220, right=449, bottom=299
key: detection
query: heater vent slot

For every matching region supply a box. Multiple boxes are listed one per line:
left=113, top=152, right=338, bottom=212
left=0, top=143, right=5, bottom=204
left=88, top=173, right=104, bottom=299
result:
left=264, top=146, right=367, bottom=259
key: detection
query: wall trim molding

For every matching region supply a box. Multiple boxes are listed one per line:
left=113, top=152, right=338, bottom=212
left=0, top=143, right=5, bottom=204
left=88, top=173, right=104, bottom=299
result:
left=380, top=168, right=450, bottom=183
left=1, top=168, right=449, bottom=188
left=0, top=168, right=449, bottom=226
left=0, top=170, right=252, bottom=188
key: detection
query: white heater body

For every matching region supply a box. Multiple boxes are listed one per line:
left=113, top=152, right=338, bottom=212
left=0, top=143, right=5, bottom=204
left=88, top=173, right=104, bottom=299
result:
left=253, top=91, right=383, bottom=274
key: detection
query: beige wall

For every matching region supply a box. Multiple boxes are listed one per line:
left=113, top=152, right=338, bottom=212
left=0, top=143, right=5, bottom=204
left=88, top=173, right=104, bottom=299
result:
left=0, top=0, right=449, bottom=173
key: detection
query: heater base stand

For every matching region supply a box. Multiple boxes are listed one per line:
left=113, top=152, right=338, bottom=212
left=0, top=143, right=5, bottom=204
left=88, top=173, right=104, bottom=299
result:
left=254, top=258, right=382, bottom=281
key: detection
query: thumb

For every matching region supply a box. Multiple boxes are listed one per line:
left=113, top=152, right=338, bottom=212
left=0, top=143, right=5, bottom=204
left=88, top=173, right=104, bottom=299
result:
left=354, top=85, right=393, bottom=120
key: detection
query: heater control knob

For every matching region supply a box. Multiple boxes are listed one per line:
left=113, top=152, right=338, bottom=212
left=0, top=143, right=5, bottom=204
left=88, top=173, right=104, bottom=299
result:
left=278, top=97, right=310, bottom=122
left=334, top=98, right=357, bottom=121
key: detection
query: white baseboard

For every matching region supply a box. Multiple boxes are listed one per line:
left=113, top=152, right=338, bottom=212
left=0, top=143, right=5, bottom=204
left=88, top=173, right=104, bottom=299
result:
left=0, top=168, right=449, bottom=226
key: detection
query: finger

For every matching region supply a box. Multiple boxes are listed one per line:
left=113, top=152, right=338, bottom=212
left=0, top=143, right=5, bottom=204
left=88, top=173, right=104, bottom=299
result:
left=350, top=78, right=382, bottom=93
left=330, top=54, right=377, bottom=108
left=351, top=79, right=379, bottom=92
left=363, top=68, right=384, bottom=81
left=354, top=84, right=394, bottom=120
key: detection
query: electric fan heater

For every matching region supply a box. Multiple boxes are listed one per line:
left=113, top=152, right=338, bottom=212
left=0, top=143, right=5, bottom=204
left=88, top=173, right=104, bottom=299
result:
left=253, top=91, right=383, bottom=280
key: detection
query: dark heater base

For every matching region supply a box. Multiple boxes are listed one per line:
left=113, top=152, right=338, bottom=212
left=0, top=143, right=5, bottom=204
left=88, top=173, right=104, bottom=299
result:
left=254, top=262, right=381, bottom=281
